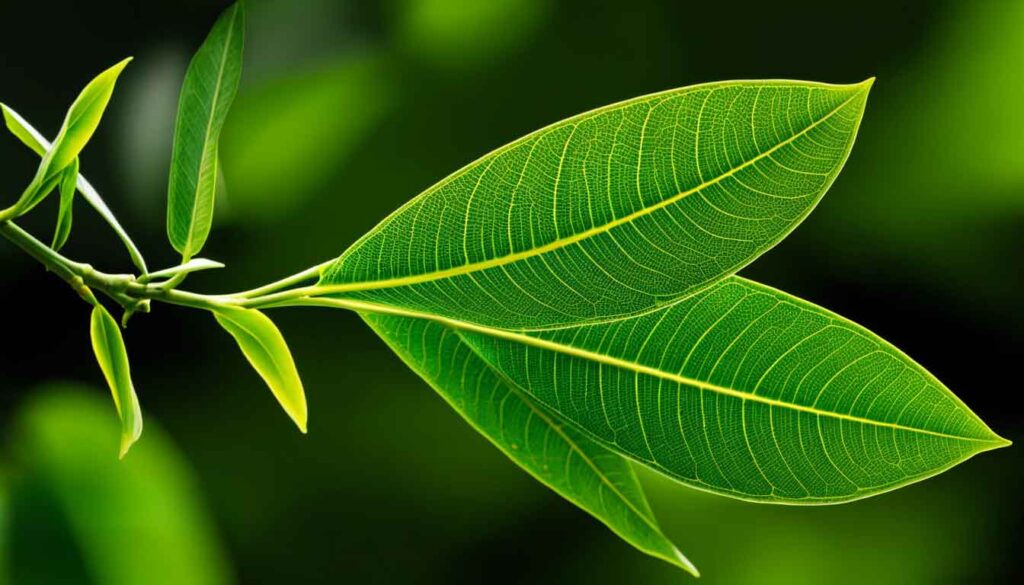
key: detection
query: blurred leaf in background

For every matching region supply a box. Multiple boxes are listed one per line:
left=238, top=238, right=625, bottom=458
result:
left=812, top=0, right=1024, bottom=320
left=393, top=0, right=549, bottom=69
left=220, top=54, right=392, bottom=220
left=4, top=386, right=231, bottom=585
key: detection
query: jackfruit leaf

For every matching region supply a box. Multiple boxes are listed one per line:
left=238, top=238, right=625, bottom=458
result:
left=320, top=79, right=872, bottom=329
left=211, top=305, right=307, bottom=432
left=89, top=304, right=143, bottom=458
left=364, top=311, right=697, bottom=575
left=166, top=2, right=245, bottom=260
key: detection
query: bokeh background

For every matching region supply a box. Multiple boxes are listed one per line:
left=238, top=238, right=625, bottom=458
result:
left=1, top=0, right=1021, bottom=583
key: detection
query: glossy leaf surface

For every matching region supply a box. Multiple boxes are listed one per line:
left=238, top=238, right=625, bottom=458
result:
left=364, top=312, right=697, bottom=575
left=11, top=58, right=130, bottom=214
left=322, top=80, right=872, bottom=329
left=447, top=277, right=1008, bottom=502
left=52, top=158, right=79, bottom=250
left=2, top=103, right=148, bottom=273
left=166, top=2, right=245, bottom=259
left=89, top=304, right=143, bottom=458
left=212, top=305, right=307, bottom=432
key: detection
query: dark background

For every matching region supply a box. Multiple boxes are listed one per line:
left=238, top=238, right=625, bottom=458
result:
left=1, top=0, right=1021, bottom=583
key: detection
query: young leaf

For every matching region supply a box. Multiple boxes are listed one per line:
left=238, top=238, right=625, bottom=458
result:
left=136, top=258, right=225, bottom=284
left=51, top=157, right=79, bottom=250
left=211, top=305, right=307, bottom=432
left=89, top=304, right=143, bottom=459
left=12, top=58, right=131, bottom=215
left=363, top=312, right=698, bottom=576
left=1, top=103, right=46, bottom=156
left=351, top=276, right=1008, bottom=504
left=166, top=2, right=245, bottom=260
left=1, top=103, right=149, bottom=274
left=320, top=79, right=873, bottom=329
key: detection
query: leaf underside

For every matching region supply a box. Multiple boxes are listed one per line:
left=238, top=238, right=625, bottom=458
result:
left=322, top=80, right=872, bottom=329
left=363, top=312, right=697, bottom=575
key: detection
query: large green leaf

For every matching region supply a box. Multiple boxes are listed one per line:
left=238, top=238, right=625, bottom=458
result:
left=363, top=312, right=697, bottom=575
left=459, top=277, right=1009, bottom=502
left=320, top=79, right=872, bottom=329
left=89, top=304, right=143, bottom=458
left=7, top=58, right=131, bottom=215
left=166, top=1, right=245, bottom=260
left=212, top=305, right=307, bottom=432
left=339, top=276, right=1007, bottom=503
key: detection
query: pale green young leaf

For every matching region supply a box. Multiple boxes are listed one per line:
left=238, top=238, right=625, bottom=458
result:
left=13, top=58, right=131, bottom=214
left=1, top=102, right=46, bottom=156
left=137, top=258, right=225, bottom=284
left=51, top=157, right=79, bottom=251
left=89, top=304, right=143, bottom=459
left=166, top=2, right=245, bottom=260
left=212, top=305, right=307, bottom=432
left=445, top=276, right=1009, bottom=503
left=363, top=312, right=698, bottom=576
left=0, top=103, right=149, bottom=274
left=320, top=79, right=872, bottom=329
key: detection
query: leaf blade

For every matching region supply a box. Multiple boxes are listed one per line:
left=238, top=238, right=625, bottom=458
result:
left=321, top=79, right=872, bottom=329
left=166, top=2, right=245, bottom=259
left=89, top=304, right=143, bottom=458
left=51, top=157, right=79, bottom=251
left=1, top=103, right=149, bottom=274
left=212, top=305, right=307, bottom=432
left=330, top=275, right=1006, bottom=503
left=13, top=58, right=131, bottom=214
left=456, top=277, right=1008, bottom=502
left=363, top=312, right=697, bottom=575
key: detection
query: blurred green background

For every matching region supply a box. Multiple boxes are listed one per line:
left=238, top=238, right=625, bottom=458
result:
left=1, top=0, right=1021, bottom=583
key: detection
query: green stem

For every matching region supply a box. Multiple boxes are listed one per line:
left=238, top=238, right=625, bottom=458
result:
left=230, top=260, right=332, bottom=299
left=1, top=219, right=320, bottom=315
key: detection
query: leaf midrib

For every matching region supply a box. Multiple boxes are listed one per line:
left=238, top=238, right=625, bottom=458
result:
left=370, top=317, right=691, bottom=572
left=320, top=83, right=868, bottom=296
left=321, top=296, right=998, bottom=445
left=181, top=5, right=239, bottom=259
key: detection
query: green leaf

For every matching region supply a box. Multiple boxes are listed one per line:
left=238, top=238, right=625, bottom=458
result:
left=1, top=103, right=149, bottom=273
left=166, top=1, right=245, bottom=260
left=320, top=79, right=872, bottom=329
left=137, top=258, right=225, bottom=284
left=12, top=58, right=131, bottom=215
left=351, top=276, right=1008, bottom=503
left=89, top=304, right=143, bottom=459
left=363, top=312, right=698, bottom=575
left=1, top=102, right=46, bottom=156
left=51, top=157, right=79, bottom=251
left=211, top=305, right=307, bottom=432
left=10, top=386, right=231, bottom=585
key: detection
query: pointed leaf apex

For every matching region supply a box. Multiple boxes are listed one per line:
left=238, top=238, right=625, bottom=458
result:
left=672, top=545, right=700, bottom=578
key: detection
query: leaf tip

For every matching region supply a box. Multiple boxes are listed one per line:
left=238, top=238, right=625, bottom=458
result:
left=991, top=435, right=1012, bottom=449
left=672, top=545, right=700, bottom=578
left=118, top=430, right=140, bottom=459
left=858, top=76, right=876, bottom=92
left=293, top=408, right=308, bottom=434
